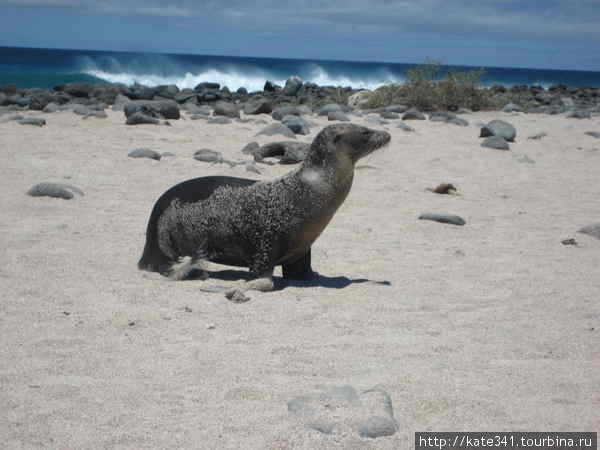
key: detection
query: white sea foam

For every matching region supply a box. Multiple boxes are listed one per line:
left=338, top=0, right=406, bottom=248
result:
left=83, top=63, right=405, bottom=91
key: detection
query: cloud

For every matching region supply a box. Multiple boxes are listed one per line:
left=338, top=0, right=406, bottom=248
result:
left=294, top=0, right=600, bottom=41
left=2, top=0, right=600, bottom=67
left=4, top=0, right=600, bottom=40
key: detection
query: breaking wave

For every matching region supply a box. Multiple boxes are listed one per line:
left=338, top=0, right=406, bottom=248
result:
left=78, top=54, right=405, bottom=91
left=3, top=47, right=600, bottom=90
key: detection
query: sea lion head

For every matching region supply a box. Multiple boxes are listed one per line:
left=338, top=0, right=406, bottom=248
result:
left=307, top=124, right=391, bottom=166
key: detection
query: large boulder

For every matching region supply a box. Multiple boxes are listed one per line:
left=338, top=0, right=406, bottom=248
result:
left=244, top=99, right=273, bottom=115
left=317, top=103, right=343, bottom=116
left=402, top=108, right=426, bottom=120
left=272, top=105, right=310, bottom=121
left=348, top=90, right=372, bottom=109
left=213, top=101, right=240, bottom=118
left=480, top=119, right=516, bottom=142
left=263, top=80, right=280, bottom=92
left=174, top=89, right=197, bottom=104
left=194, top=82, right=220, bottom=91
left=502, top=102, right=522, bottom=113
left=155, top=84, right=180, bottom=100
left=328, top=111, right=350, bottom=122
left=123, top=100, right=180, bottom=120
left=256, top=123, right=296, bottom=139
left=126, top=112, right=160, bottom=125
left=282, top=77, right=303, bottom=96
left=90, top=84, right=121, bottom=104
left=281, top=115, right=310, bottom=135
left=129, top=84, right=156, bottom=100
left=28, top=90, right=54, bottom=110
left=57, top=83, right=94, bottom=98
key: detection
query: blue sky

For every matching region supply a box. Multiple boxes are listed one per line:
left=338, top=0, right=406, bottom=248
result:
left=1, top=0, right=600, bottom=71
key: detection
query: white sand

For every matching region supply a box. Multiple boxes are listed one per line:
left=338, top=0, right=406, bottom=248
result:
left=1, top=108, right=599, bottom=449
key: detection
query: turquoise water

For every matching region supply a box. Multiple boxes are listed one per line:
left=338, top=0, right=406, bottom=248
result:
left=2, top=46, right=599, bottom=91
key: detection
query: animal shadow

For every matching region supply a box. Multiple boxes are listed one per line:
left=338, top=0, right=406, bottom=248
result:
left=193, top=268, right=391, bottom=291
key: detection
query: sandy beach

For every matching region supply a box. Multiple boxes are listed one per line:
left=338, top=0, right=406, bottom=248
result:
left=1, top=107, right=599, bottom=449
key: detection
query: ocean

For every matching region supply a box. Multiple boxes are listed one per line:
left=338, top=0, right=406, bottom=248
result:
left=1, top=46, right=600, bottom=92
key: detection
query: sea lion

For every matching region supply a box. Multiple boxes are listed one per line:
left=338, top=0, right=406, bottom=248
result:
left=138, top=123, right=391, bottom=297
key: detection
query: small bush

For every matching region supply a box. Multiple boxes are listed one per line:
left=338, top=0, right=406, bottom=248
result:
left=364, top=59, right=495, bottom=111
left=363, top=84, right=405, bottom=109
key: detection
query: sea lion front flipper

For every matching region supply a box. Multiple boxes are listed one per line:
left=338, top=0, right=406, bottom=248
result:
left=282, top=248, right=314, bottom=280
left=224, top=268, right=274, bottom=302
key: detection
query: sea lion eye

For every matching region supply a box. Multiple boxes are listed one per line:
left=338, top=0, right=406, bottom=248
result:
left=333, top=134, right=342, bottom=143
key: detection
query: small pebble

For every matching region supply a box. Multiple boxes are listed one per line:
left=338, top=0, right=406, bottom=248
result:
left=561, top=238, right=578, bottom=246
left=419, top=213, right=466, bottom=226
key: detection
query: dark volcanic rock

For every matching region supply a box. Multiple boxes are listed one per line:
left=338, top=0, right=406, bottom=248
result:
left=256, top=123, right=296, bottom=139
left=281, top=115, right=310, bottom=135
left=193, top=149, right=223, bottom=163
left=480, top=119, right=516, bottom=142
left=481, top=136, right=510, bottom=150
left=381, top=104, right=408, bottom=113
left=182, top=103, right=211, bottom=116
left=317, top=103, right=343, bottom=116
left=358, top=416, right=398, bottom=439
left=241, top=141, right=260, bottom=155
left=129, top=84, right=156, bottom=100
left=83, top=110, right=108, bottom=119
left=27, top=182, right=84, bottom=200
left=271, top=106, right=309, bottom=121
left=43, top=102, right=59, bottom=113
left=207, top=117, right=232, bottom=124
left=126, top=112, right=159, bottom=125
left=174, top=89, right=197, bottom=104
left=282, top=77, right=303, bottom=96
left=0, top=113, right=24, bottom=122
left=328, top=111, right=350, bottom=121
left=195, top=82, right=220, bottom=91
left=397, top=122, right=415, bottom=132
left=124, top=100, right=180, bottom=120
left=155, top=84, right=180, bottom=100
left=585, top=131, right=600, bottom=138
left=128, top=148, right=162, bottom=160
left=244, top=99, right=273, bottom=115
left=502, top=102, right=523, bottom=113
left=380, top=111, right=400, bottom=119
left=429, top=111, right=467, bottom=125
left=0, top=84, right=18, bottom=95
left=263, top=80, right=280, bottom=92
left=418, top=213, right=466, bottom=226
left=213, top=101, right=240, bottom=118
left=258, top=141, right=310, bottom=164
left=527, top=132, right=547, bottom=140
left=73, top=105, right=93, bottom=116
left=28, top=90, right=54, bottom=110
left=567, top=110, right=592, bottom=119
left=58, top=83, right=94, bottom=98
left=448, top=117, right=469, bottom=126
left=402, top=108, right=426, bottom=120
left=18, top=117, right=46, bottom=126
left=6, top=95, right=30, bottom=107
